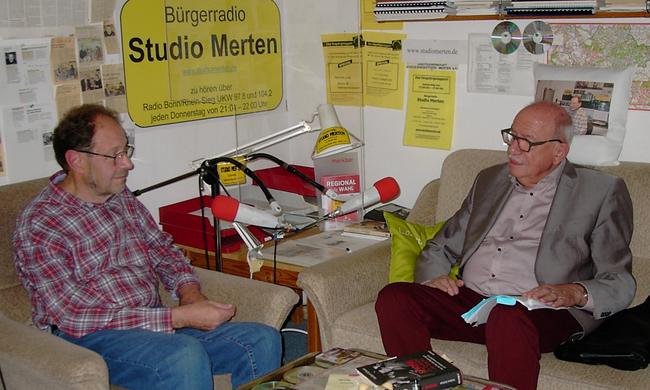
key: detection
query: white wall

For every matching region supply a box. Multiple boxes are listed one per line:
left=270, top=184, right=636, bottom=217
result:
left=2, top=1, right=649, bottom=219
left=283, top=6, right=650, bottom=208
left=375, top=17, right=650, bottom=207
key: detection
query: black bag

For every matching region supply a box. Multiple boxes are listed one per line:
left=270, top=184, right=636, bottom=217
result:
left=554, top=296, right=650, bottom=371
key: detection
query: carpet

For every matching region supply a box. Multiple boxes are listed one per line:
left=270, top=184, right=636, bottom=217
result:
left=281, top=315, right=308, bottom=364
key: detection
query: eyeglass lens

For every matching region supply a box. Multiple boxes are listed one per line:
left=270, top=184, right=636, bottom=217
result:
left=502, top=130, right=530, bottom=152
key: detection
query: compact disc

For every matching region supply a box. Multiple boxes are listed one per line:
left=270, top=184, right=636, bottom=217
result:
left=282, top=365, right=325, bottom=384
left=523, top=21, right=553, bottom=55
left=491, top=21, right=521, bottom=55
left=252, top=381, right=293, bottom=390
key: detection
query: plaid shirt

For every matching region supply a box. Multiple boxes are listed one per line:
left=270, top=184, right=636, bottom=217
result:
left=568, top=107, right=589, bottom=135
left=13, top=171, right=199, bottom=338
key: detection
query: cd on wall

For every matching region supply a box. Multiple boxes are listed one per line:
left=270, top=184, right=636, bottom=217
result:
left=491, top=21, right=521, bottom=55
left=523, top=21, right=553, bottom=55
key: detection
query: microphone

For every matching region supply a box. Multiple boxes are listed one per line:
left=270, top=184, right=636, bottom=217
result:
left=330, top=177, right=400, bottom=217
left=211, top=195, right=286, bottom=229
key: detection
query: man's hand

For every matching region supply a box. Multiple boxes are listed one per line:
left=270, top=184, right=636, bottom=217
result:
left=171, top=300, right=236, bottom=330
left=422, top=275, right=465, bottom=296
left=523, top=283, right=587, bottom=308
left=177, top=283, right=208, bottom=306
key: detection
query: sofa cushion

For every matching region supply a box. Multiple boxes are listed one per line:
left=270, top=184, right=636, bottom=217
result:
left=435, top=149, right=507, bottom=222
left=385, top=212, right=446, bottom=283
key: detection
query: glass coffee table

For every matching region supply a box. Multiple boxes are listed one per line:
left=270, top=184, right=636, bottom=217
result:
left=238, top=348, right=517, bottom=390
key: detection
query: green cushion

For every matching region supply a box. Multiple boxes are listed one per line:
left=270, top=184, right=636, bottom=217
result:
left=385, top=211, right=446, bottom=283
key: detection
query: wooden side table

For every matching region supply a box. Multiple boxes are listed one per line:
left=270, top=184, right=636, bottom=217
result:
left=177, top=228, right=323, bottom=352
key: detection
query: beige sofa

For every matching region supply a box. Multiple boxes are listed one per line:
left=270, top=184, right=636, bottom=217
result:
left=0, top=177, right=300, bottom=390
left=298, top=148, right=650, bottom=389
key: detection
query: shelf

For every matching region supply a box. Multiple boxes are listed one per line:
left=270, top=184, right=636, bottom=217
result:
left=395, top=11, right=649, bottom=22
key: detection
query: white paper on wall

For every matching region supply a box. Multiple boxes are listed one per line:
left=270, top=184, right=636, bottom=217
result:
left=467, top=33, right=546, bottom=96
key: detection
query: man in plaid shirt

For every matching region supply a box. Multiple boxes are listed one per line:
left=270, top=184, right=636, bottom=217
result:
left=568, top=95, right=589, bottom=135
left=13, top=104, right=281, bottom=390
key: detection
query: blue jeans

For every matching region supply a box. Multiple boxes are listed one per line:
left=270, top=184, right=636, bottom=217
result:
left=54, top=322, right=281, bottom=390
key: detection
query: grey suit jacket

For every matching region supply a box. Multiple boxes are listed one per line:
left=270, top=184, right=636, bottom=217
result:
left=415, top=160, right=635, bottom=336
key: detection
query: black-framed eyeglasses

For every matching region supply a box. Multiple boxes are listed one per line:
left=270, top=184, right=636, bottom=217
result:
left=501, top=129, right=563, bottom=152
left=75, top=144, right=135, bottom=163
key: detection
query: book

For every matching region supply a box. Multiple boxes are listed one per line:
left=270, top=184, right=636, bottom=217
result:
left=374, top=8, right=451, bottom=21
left=462, top=295, right=563, bottom=326
left=357, top=350, right=462, bottom=389
left=364, top=203, right=411, bottom=222
left=505, top=0, right=596, bottom=15
left=342, top=220, right=390, bottom=239
left=315, top=347, right=363, bottom=367
left=374, top=0, right=452, bottom=21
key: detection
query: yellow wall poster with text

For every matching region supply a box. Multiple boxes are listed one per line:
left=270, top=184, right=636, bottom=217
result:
left=321, top=33, right=362, bottom=107
left=404, top=68, right=456, bottom=150
left=362, top=31, right=406, bottom=110
left=121, top=0, right=283, bottom=127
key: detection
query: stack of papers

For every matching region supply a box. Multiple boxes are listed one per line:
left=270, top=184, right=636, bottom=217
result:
left=600, top=0, right=648, bottom=11
left=374, top=0, right=454, bottom=21
left=505, top=0, right=598, bottom=15
left=452, top=0, right=501, bottom=15
left=462, top=295, right=562, bottom=326
left=267, top=230, right=381, bottom=267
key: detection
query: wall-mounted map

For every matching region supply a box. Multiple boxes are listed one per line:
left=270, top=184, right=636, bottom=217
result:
left=549, top=23, right=650, bottom=111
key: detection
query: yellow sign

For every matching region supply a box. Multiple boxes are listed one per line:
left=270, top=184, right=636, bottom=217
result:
left=404, top=69, right=456, bottom=150
left=362, top=31, right=406, bottom=110
left=321, top=33, right=362, bottom=107
left=314, top=127, right=351, bottom=155
left=217, top=158, right=246, bottom=186
left=120, top=0, right=283, bottom=127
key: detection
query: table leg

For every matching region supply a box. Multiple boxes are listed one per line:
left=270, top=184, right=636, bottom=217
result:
left=307, top=299, right=321, bottom=352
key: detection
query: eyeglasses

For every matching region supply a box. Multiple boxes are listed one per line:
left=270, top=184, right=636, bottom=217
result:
left=75, top=144, right=135, bottom=163
left=501, top=129, right=562, bottom=152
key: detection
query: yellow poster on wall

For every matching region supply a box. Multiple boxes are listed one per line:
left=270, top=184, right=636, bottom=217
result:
left=120, top=0, right=283, bottom=127
left=362, top=31, right=406, bottom=110
left=321, top=33, right=362, bottom=107
left=403, top=68, right=456, bottom=150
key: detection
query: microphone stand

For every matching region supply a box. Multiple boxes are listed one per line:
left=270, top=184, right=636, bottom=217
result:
left=132, top=158, right=277, bottom=273
left=198, top=165, right=223, bottom=272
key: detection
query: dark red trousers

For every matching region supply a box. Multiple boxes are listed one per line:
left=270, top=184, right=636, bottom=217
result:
left=375, top=282, right=581, bottom=390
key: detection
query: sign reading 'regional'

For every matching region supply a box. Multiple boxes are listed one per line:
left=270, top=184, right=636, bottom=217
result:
left=121, top=0, right=283, bottom=127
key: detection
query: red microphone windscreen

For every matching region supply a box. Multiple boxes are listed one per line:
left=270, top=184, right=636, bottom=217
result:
left=211, top=195, right=239, bottom=221
left=374, top=177, right=400, bottom=202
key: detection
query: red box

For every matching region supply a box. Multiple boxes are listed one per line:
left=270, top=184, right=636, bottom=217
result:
left=252, top=165, right=317, bottom=197
left=159, top=196, right=266, bottom=253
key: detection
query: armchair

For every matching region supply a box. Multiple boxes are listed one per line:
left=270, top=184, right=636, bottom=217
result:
left=0, top=177, right=299, bottom=389
left=298, top=149, right=650, bottom=389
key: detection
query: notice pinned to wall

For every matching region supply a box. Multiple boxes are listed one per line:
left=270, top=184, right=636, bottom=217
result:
left=403, top=68, right=456, bottom=150
left=362, top=31, right=406, bottom=110
left=467, top=33, right=545, bottom=96
left=321, top=33, right=362, bottom=107
left=120, top=0, right=283, bottom=127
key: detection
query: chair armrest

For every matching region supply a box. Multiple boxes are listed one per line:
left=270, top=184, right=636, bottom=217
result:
left=297, top=241, right=391, bottom=348
left=0, top=313, right=109, bottom=390
left=193, top=267, right=300, bottom=330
